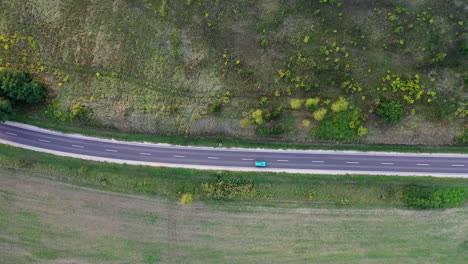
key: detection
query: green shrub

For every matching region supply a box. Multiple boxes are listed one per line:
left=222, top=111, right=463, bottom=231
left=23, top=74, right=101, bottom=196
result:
left=305, top=98, right=320, bottom=110
left=456, top=127, right=468, bottom=144
left=256, top=125, right=283, bottom=136
left=252, top=109, right=263, bottom=124
left=432, top=52, right=447, bottom=63
left=200, top=176, right=257, bottom=199
left=264, top=106, right=283, bottom=121
left=313, top=108, right=364, bottom=141
left=70, top=103, right=91, bottom=122
left=376, top=101, right=404, bottom=122
left=43, top=101, right=69, bottom=122
left=260, top=39, right=269, bottom=48
left=209, top=102, right=222, bottom=113
left=290, top=99, right=304, bottom=109
left=180, top=193, right=194, bottom=205
left=403, top=185, right=466, bottom=209
left=331, top=97, right=349, bottom=112
left=312, top=108, right=327, bottom=121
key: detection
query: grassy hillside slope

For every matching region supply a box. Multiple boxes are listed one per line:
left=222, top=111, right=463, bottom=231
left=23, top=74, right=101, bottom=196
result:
left=0, top=0, right=466, bottom=144
left=1, top=170, right=467, bottom=263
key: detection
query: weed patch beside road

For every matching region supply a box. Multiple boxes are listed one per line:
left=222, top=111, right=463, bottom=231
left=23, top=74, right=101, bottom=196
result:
left=0, top=144, right=466, bottom=208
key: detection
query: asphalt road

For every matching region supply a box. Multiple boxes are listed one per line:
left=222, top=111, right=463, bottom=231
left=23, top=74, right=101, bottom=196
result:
left=0, top=122, right=467, bottom=177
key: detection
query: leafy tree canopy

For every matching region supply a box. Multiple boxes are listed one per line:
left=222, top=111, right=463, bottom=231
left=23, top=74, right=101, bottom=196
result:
left=0, top=69, right=47, bottom=122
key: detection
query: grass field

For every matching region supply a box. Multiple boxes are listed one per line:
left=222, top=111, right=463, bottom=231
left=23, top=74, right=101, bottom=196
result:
left=0, top=0, right=466, bottom=145
left=1, top=169, right=467, bottom=263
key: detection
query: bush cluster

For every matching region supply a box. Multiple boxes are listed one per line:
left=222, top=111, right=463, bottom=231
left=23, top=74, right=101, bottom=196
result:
left=403, top=185, right=466, bottom=209
left=376, top=100, right=404, bottom=122
left=313, top=108, right=365, bottom=141
left=200, top=176, right=257, bottom=199
left=0, top=69, right=46, bottom=121
left=256, top=125, right=283, bottom=136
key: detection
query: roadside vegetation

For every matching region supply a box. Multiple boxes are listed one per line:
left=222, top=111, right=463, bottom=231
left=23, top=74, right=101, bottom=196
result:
left=0, top=0, right=466, bottom=145
left=0, top=144, right=466, bottom=208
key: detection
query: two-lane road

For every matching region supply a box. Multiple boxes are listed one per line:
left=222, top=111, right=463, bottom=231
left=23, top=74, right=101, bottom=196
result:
left=0, top=122, right=467, bottom=177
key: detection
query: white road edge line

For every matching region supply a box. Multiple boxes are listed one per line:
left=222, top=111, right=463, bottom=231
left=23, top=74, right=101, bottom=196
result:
left=173, top=155, right=185, bottom=158
left=139, top=153, right=151, bottom=156
left=451, top=164, right=464, bottom=167
left=242, top=158, right=254, bottom=161
left=381, top=163, right=394, bottom=165
left=38, top=139, right=51, bottom=143
left=208, top=157, right=220, bottom=159
left=105, top=149, right=118, bottom=152
left=277, top=160, right=289, bottom=162
left=311, top=161, right=324, bottom=163
left=5, top=132, right=17, bottom=136
left=416, top=164, right=429, bottom=166
left=72, top=145, right=84, bottom=148
left=346, top=162, right=359, bottom=164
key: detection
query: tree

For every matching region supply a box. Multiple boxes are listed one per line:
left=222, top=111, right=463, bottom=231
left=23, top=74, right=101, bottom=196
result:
left=0, top=69, right=46, bottom=103
left=376, top=101, right=404, bottom=122
left=0, top=69, right=47, bottom=122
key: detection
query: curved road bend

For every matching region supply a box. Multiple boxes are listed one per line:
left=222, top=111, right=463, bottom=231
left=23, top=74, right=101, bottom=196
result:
left=0, top=122, right=467, bottom=177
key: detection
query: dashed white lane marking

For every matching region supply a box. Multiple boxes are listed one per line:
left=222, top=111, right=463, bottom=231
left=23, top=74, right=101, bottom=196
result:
left=311, top=161, right=324, bottom=163
left=416, top=163, right=429, bottom=166
left=346, top=162, right=359, bottom=164
left=105, top=149, right=118, bottom=152
left=173, top=155, right=185, bottom=158
left=139, top=153, right=151, bottom=156
left=451, top=164, right=464, bottom=167
left=208, top=157, right=220, bottom=159
left=72, top=145, right=84, bottom=148
left=381, top=163, right=394, bottom=165
left=38, top=139, right=51, bottom=143
left=5, top=132, right=17, bottom=136
left=277, top=160, right=289, bottom=162
left=242, top=158, right=254, bottom=161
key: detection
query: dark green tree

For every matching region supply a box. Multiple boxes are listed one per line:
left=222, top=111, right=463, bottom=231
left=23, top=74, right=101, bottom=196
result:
left=0, top=69, right=46, bottom=103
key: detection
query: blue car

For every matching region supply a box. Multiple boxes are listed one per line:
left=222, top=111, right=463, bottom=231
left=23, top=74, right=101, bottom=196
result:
left=255, top=161, right=267, bottom=167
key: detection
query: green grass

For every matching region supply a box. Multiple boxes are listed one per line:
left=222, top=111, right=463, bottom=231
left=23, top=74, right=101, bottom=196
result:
left=0, top=143, right=467, bottom=208
left=12, top=114, right=468, bottom=154
left=0, top=168, right=467, bottom=263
